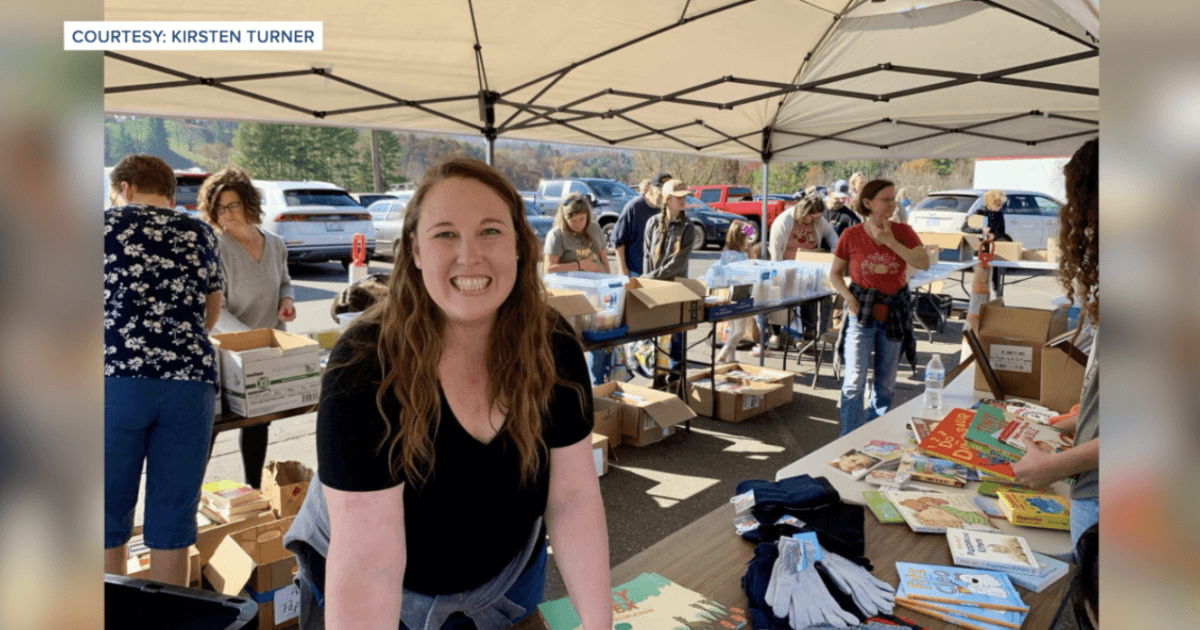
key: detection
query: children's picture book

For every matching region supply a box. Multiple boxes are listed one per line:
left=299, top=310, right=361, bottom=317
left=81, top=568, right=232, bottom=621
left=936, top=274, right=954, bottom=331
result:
left=910, top=417, right=939, bottom=443
left=918, top=408, right=1018, bottom=481
left=898, top=453, right=969, bottom=488
left=826, top=448, right=883, bottom=480
left=964, top=404, right=1025, bottom=462
left=865, top=469, right=911, bottom=489
left=973, top=496, right=1003, bottom=518
left=860, top=439, right=904, bottom=464
left=977, top=398, right=1056, bottom=424
left=895, top=581, right=1027, bottom=630
left=200, top=480, right=262, bottom=507
left=895, top=562, right=1028, bottom=612
left=1001, top=551, right=1070, bottom=593
left=885, top=491, right=998, bottom=534
left=1003, top=420, right=1074, bottom=454
left=945, top=528, right=1040, bottom=576
left=538, top=572, right=748, bottom=630
left=863, top=490, right=905, bottom=524
left=975, top=481, right=1041, bottom=498
left=997, top=492, right=1071, bottom=530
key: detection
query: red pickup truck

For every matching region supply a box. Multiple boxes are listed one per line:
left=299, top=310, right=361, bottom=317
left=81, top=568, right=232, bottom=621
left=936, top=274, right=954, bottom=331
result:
left=691, top=185, right=788, bottom=237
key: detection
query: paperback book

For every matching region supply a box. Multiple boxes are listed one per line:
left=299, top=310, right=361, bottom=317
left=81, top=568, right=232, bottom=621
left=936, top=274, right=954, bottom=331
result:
left=862, top=490, right=905, bottom=524
left=826, top=440, right=902, bottom=480
left=997, top=492, right=1071, bottom=530
left=975, top=482, right=1042, bottom=498
left=895, top=581, right=1027, bottom=630
left=538, top=572, right=747, bottom=630
left=895, top=562, right=1028, bottom=612
left=1002, top=551, right=1070, bottom=593
left=1003, top=420, right=1073, bottom=454
left=973, top=496, right=1003, bottom=518
left=917, top=408, right=1017, bottom=481
left=909, top=417, right=939, bottom=444
left=864, top=469, right=911, bottom=489
left=885, top=491, right=998, bottom=534
left=945, top=528, right=1040, bottom=576
left=976, top=398, right=1056, bottom=424
left=897, top=453, right=969, bottom=488
left=963, top=404, right=1025, bottom=462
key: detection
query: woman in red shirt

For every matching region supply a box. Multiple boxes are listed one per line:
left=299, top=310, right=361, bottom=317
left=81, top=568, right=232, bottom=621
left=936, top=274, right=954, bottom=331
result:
left=830, top=180, right=931, bottom=435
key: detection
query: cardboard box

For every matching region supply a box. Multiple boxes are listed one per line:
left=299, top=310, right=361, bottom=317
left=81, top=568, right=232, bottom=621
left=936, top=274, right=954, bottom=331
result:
left=991, top=241, right=1024, bottom=262
left=1021, top=249, right=1048, bottom=262
left=300, top=328, right=342, bottom=351
left=973, top=300, right=1068, bottom=400
left=1046, top=237, right=1060, bottom=264
left=591, top=395, right=622, bottom=448
left=623, top=278, right=703, bottom=333
left=917, top=233, right=977, bottom=262
left=792, top=251, right=835, bottom=264
left=718, top=363, right=794, bottom=410
left=195, top=510, right=277, bottom=565
left=922, top=244, right=941, bottom=267
left=594, top=382, right=695, bottom=447
left=685, top=373, right=775, bottom=423
left=126, top=540, right=202, bottom=588
left=204, top=517, right=298, bottom=629
left=1040, top=330, right=1088, bottom=413
left=546, top=289, right=597, bottom=334
left=674, top=277, right=708, bottom=325
left=591, top=433, right=609, bottom=477
left=261, top=461, right=314, bottom=519
left=212, top=329, right=322, bottom=417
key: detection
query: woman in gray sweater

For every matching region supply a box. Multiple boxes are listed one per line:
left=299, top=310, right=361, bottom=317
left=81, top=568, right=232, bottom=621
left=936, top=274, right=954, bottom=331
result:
left=200, top=167, right=296, bottom=489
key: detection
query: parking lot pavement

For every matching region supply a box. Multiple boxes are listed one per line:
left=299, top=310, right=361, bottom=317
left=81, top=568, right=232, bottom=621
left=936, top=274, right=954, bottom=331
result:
left=138, top=255, right=1066, bottom=599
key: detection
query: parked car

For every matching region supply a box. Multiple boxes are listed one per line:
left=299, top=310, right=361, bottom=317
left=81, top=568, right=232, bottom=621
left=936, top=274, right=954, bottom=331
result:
left=350, top=192, right=398, bottom=208
left=684, top=196, right=747, bottom=250
left=908, top=189, right=1063, bottom=249
left=524, top=200, right=553, bottom=249
left=692, top=185, right=787, bottom=236
left=103, top=167, right=210, bottom=219
left=367, top=192, right=414, bottom=260
left=536, top=178, right=639, bottom=245
left=253, top=180, right=375, bottom=266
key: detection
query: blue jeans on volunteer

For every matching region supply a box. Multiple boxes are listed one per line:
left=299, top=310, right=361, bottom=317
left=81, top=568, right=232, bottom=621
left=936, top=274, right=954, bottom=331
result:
left=838, top=314, right=902, bottom=436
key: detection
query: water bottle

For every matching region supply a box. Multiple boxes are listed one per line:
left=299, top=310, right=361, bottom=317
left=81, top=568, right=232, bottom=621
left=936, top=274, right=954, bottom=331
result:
left=923, top=353, right=945, bottom=410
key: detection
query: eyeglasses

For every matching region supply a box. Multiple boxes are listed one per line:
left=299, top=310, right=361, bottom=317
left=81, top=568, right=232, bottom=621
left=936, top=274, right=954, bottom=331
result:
left=217, top=201, right=244, bottom=215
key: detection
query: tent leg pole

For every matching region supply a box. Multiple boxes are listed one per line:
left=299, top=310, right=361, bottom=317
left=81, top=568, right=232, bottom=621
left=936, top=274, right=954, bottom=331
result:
left=484, top=135, right=495, bottom=166
left=761, top=160, right=769, bottom=252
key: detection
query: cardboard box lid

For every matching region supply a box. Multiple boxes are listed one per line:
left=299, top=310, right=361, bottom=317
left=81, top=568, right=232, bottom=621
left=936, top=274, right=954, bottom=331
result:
left=607, top=383, right=696, bottom=428
left=205, top=517, right=295, bottom=596
left=917, top=232, right=978, bottom=250
left=211, top=329, right=320, bottom=355
left=545, top=289, right=597, bottom=316
left=1044, top=329, right=1089, bottom=365
left=195, top=511, right=276, bottom=563
left=674, top=277, right=708, bottom=299
left=625, top=278, right=705, bottom=309
left=978, top=299, right=1066, bottom=341
left=793, top=251, right=835, bottom=263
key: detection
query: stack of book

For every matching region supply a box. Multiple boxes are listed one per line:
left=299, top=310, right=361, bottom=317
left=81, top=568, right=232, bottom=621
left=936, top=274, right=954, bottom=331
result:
left=915, top=403, right=1075, bottom=484
left=826, top=439, right=904, bottom=481
left=895, top=561, right=1029, bottom=630
left=946, top=528, right=1070, bottom=593
left=199, top=480, right=271, bottom=524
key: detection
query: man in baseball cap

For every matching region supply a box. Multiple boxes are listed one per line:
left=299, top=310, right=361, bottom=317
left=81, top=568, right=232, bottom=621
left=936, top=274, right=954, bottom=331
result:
left=824, top=179, right=860, bottom=237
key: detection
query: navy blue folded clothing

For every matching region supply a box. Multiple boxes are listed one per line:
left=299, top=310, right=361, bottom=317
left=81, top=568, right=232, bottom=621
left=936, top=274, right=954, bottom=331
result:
left=741, top=542, right=792, bottom=630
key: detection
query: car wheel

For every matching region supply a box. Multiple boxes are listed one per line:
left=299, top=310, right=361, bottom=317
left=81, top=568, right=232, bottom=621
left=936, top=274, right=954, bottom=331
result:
left=744, top=218, right=761, bottom=245
left=601, top=221, right=616, bottom=254
left=691, top=222, right=705, bottom=249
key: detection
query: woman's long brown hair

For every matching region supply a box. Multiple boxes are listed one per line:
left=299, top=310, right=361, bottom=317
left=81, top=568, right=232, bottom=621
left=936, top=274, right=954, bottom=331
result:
left=334, top=156, right=569, bottom=488
left=1057, top=138, right=1099, bottom=324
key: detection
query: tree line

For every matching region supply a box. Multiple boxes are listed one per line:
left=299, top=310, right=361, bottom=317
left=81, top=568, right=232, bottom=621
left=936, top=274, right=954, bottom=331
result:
left=105, top=116, right=973, bottom=197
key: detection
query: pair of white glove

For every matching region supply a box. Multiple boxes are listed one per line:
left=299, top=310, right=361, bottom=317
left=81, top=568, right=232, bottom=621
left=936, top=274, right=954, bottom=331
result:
left=765, top=540, right=895, bottom=629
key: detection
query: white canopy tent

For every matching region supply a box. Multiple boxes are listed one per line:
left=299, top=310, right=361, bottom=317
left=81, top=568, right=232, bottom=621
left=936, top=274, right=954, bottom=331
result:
left=104, top=0, right=1098, bottom=164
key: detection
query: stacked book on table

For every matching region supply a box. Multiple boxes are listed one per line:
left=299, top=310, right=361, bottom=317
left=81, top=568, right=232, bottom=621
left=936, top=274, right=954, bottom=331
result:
left=199, top=480, right=272, bottom=525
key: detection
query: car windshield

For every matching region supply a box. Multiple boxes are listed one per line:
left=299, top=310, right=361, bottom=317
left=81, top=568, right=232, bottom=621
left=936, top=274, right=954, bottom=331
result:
left=367, top=200, right=393, bottom=219
left=684, top=196, right=713, bottom=212
left=587, top=181, right=635, bottom=198
left=175, top=176, right=207, bottom=208
left=283, top=189, right=361, bottom=207
left=914, top=195, right=977, bottom=213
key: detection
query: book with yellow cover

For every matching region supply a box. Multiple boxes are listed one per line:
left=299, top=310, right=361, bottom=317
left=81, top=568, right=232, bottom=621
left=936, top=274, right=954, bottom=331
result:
left=996, top=492, right=1070, bottom=530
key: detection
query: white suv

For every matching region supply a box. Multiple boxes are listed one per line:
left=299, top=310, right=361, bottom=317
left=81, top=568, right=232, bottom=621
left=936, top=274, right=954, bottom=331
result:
left=253, top=180, right=375, bottom=266
left=908, top=189, right=1063, bottom=250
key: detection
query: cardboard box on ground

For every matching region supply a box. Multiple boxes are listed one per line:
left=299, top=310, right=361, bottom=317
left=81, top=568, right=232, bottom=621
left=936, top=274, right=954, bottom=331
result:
left=685, top=363, right=793, bottom=422
left=973, top=299, right=1085, bottom=410
left=261, top=461, right=315, bottom=519
left=592, top=395, right=622, bottom=448
left=204, top=516, right=300, bottom=630
left=211, top=329, right=322, bottom=417
left=593, top=381, right=696, bottom=447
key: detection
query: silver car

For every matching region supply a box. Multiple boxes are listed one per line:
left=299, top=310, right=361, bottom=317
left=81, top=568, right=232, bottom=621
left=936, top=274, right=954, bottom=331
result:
left=908, top=189, right=1063, bottom=250
left=368, top=192, right=414, bottom=260
left=253, top=180, right=376, bottom=267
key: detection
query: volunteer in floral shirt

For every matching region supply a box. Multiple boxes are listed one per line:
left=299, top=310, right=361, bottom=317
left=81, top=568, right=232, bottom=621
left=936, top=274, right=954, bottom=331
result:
left=104, top=154, right=224, bottom=586
left=830, top=179, right=929, bottom=435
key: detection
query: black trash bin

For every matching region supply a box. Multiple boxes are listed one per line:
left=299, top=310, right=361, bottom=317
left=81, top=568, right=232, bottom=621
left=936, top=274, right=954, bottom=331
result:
left=105, top=574, right=259, bottom=630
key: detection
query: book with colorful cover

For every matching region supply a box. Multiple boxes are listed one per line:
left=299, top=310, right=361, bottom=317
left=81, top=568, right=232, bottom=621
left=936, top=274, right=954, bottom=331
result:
left=997, top=492, right=1071, bottom=530
left=945, top=528, right=1040, bottom=576
left=895, top=562, right=1029, bottom=612
left=863, top=490, right=905, bottom=524
left=895, top=580, right=1026, bottom=629
left=976, top=482, right=1047, bottom=498
left=964, top=404, right=1026, bottom=462
left=897, top=453, right=969, bottom=488
left=918, top=408, right=1017, bottom=481
left=976, top=398, right=1056, bottom=424
left=909, top=417, right=939, bottom=444
left=200, top=480, right=263, bottom=507
left=885, top=490, right=998, bottom=534
left=537, top=572, right=747, bottom=630
left=1003, top=420, right=1073, bottom=454
left=864, top=468, right=911, bottom=489
left=1001, top=551, right=1070, bottom=593
left=973, top=496, right=1003, bottom=517
left=826, top=440, right=902, bottom=480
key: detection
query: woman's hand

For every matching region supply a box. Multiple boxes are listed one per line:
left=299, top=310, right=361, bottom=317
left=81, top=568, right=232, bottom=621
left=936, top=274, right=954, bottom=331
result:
left=844, top=294, right=860, bottom=317
left=579, top=258, right=604, bottom=273
left=278, top=297, right=297, bottom=322
left=864, top=221, right=896, bottom=248
left=1010, top=436, right=1060, bottom=490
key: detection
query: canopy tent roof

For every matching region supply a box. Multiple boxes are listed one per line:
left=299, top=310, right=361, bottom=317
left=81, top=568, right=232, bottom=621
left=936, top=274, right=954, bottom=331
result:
left=103, top=0, right=1099, bottom=162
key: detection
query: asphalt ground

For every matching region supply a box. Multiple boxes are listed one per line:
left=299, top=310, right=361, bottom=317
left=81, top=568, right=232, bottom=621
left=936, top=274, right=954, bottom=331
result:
left=133, top=247, right=1066, bottom=600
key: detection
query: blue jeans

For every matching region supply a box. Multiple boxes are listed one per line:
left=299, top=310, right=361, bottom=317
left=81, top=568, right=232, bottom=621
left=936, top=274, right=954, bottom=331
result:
left=105, top=377, right=215, bottom=549
left=839, top=315, right=902, bottom=436
left=586, top=349, right=613, bottom=385
left=1070, top=496, right=1099, bottom=553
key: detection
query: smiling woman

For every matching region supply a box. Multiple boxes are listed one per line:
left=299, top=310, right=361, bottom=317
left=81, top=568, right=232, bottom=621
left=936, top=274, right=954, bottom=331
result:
left=282, top=157, right=612, bottom=630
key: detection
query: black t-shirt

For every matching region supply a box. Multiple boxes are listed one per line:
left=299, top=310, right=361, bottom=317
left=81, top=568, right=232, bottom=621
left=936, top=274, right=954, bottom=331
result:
left=823, top=207, right=861, bottom=237
left=316, top=320, right=594, bottom=595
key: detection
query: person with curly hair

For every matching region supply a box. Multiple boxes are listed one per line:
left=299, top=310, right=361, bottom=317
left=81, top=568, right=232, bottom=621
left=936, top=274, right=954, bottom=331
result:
left=283, top=157, right=610, bottom=630
left=1011, top=137, right=1099, bottom=549
left=198, top=166, right=296, bottom=489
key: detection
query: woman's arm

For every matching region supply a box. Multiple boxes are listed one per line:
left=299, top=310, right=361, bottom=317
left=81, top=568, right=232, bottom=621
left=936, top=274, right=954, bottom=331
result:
left=205, top=292, right=222, bottom=331
left=767, top=215, right=788, bottom=261
left=1010, top=438, right=1099, bottom=490
left=829, top=256, right=858, bottom=315
left=545, top=437, right=612, bottom=630
left=598, top=248, right=611, bottom=274
left=277, top=236, right=297, bottom=322
left=325, top=483, right=407, bottom=630
left=643, top=222, right=695, bottom=280
left=545, top=253, right=584, bottom=274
